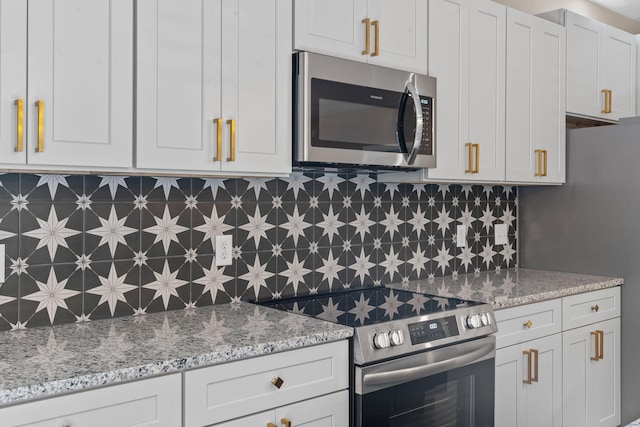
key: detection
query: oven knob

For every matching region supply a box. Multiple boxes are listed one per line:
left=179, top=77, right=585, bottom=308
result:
left=373, top=332, right=391, bottom=349
left=389, top=330, right=405, bottom=346
left=481, top=312, right=492, bottom=327
left=466, top=314, right=482, bottom=329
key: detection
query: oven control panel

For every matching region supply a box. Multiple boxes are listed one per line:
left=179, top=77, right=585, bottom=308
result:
left=407, top=316, right=460, bottom=345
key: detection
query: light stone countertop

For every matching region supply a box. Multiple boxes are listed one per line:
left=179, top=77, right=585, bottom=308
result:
left=0, top=302, right=353, bottom=407
left=386, top=268, right=623, bottom=309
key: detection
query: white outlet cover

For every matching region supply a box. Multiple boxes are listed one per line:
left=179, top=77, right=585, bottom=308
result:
left=215, top=235, right=233, bottom=266
left=456, top=225, right=466, bottom=247
left=495, top=223, right=508, bottom=245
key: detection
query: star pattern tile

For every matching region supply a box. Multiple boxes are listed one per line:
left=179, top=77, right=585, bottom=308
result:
left=0, top=173, right=516, bottom=329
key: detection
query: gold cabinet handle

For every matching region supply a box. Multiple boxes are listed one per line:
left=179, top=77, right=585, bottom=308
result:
left=601, top=89, right=612, bottom=113
left=226, top=119, right=236, bottom=162
left=591, top=304, right=599, bottom=312
left=465, top=142, right=473, bottom=173
left=523, top=320, right=533, bottom=329
left=598, top=330, right=604, bottom=360
left=534, top=149, right=543, bottom=177
left=531, top=348, right=539, bottom=382
left=542, top=150, right=547, bottom=176
left=523, top=350, right=532, bottom=384
left=271, top=376, right=284, bottom=389
left=268, top=424, right=277, bottom=427
left=608, top=89, right=612, bottom=113
left=281, top=418, right=292, bottom=427
left=591, top=330, right=601, bottom=361
left=213, top=118, right=222, bottom=161
left=473, top=144, right=480, bottom=173
left=15, top=99, right=24, bottom=152
left=372, top=20, right=380, bottom=57
left=362, top=18, right=371, bottom=55
left=36, top=100, right=44, bottom=152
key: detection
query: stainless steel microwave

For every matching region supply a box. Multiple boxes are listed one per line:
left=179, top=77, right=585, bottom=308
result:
left=294, top=52, right=436, bottom=170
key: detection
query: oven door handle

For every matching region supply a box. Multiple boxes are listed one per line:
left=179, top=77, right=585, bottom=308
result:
left=396, top=79, right=424, bottom=166
left=356, top=335, right=495, bottom=395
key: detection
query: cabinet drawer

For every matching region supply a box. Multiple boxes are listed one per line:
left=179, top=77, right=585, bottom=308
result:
left=494, top=299, right=562, bottom=349
left=0, top=374, right=182, bottom=427
left=562, top=286, right=620, bottom=330
left=184, top=340, right=349, bottom=427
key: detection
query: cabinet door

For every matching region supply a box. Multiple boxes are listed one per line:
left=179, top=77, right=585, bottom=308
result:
left=293, top=0, right=367, bottom=62
left=563, top=317, right=621, bottom=427
left=276, top=390, right=349, bottom=427
left=220, top=0, right=291, bottom=175
left=0, top=0, right=26, bottom=165
left=495, top=334, right=562, bottom=427
left=27, top=0, right=133, bottom=168
left=424, top=0, right=469, bottom=181
left=367, top=0, right=428, bottom=73
left=565, top=12, right=604, bottom=119
left=426, top=0, right=505, bottom=182
left=136, top=0, right=223, bottom=171
left=0, top=374, right=182, bottom=427
left=506, top=9, right=565, bottom=183
left=603, top=25, right=636, bottom=120
left=467, top=0, right=505, bottom=182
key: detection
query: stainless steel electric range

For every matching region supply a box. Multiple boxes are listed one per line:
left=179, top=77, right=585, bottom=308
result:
left=260, top=286, right=497, bottom=427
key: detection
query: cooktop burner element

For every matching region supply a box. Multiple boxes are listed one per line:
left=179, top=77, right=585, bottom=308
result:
left=260, top=286, right=497, bottom=365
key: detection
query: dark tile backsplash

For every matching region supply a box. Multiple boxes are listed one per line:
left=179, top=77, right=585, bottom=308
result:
left=0, top=173, right=517, bottom=330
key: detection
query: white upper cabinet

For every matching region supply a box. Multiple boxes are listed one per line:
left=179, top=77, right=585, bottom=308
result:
left=1, top=0, right=133, bottom=169
left=423, top=0, right=505, bottom=182
left=0, top=0, right=27, bottom=165
left=294, top=0, right=428, bottom=74
left=541, top=9, right=636, bottom=122
left=506, top=9, right=566, bottom=184
left=136, top=0, right=291, bottom=176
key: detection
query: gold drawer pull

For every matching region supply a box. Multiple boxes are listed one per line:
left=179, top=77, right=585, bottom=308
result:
left=591, top=330, right=604, bottom=361
left=268, top=424, right=277, bottom=427
left=523, top=320, right=532, bottom=329
left=271, top=376, right=284, bottom=389
left=591, top=304, right=599, bottom=312
left=281, top=418, right=292, bottom=427
left=531, top=348, right=539, bottom=382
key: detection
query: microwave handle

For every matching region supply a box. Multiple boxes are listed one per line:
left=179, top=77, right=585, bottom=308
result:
left=396, top=81, right=424, bottom=166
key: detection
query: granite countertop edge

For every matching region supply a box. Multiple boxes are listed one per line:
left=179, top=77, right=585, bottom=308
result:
left=492, top=276, right=624, bottom=309
left=0, top=303, right=353, bottom=408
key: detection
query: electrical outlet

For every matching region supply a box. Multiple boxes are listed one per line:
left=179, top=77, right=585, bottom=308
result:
left=215, top=234, right=233, bottom=266
left=0, top=244, right=4, bottom=283
left=495, top=223, right=508, bottom=245
left=456, top=225, right=467, bottom=247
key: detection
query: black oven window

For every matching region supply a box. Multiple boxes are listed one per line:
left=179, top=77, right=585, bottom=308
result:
left=356, top=358, right=494, bottom=427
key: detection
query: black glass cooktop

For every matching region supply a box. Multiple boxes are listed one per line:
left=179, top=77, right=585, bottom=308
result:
left=260, top=287, right=483, bottom=327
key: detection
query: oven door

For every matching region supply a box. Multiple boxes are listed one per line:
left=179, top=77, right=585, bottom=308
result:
left=354, top=335, right=495, bottom=427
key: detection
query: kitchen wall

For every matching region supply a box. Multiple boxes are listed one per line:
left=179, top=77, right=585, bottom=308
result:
left=0, top=172, right=517, bottom=330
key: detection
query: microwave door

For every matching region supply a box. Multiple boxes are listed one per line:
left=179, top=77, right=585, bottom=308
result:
left=396, top=81, right=424, bottom=166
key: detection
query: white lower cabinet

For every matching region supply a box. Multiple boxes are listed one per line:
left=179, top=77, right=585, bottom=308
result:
left=562, top=288, right=621, bottom=427
left=495, top=334, right=563, bottom=427
left=184, top=340, right=349, bottom=427
left=0, top=374, right=182, bottom=427
left=495, top=287, right=621, bottom=427
left=494, top=299, right=562, bottom=427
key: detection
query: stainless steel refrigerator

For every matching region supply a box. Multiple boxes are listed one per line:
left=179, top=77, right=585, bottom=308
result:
left=519, top=116, right=640, bottom=424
